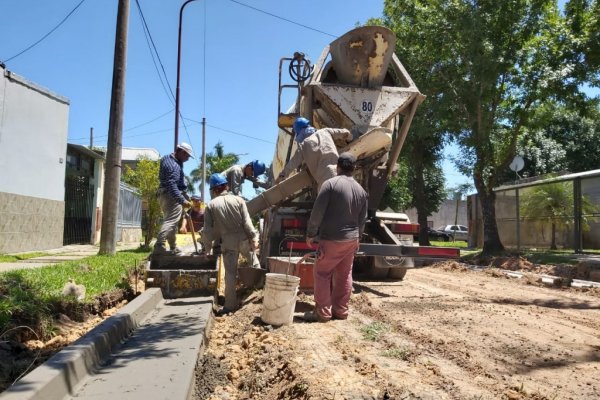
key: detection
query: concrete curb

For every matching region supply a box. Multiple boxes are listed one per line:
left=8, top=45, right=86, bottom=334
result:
left=0, top=288, right=164, bottom=400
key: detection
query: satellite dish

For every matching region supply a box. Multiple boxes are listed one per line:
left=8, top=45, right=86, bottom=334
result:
left=509, top=156, right=524, bottom=172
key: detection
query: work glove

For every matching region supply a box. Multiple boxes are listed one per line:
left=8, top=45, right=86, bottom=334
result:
left=251, top=240, right=260, bottom=251
left=183, top=200, right=193, bottom=209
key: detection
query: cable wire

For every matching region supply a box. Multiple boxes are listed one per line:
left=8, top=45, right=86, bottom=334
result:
left=2, top=0, right=87, bottom=63
left=226, top=0, right=336, bottom=38
left=134, top=0, right=175, bottom=105
left=124, top=108, right=173, bottom=131
left=134, top=0, right=193, bottom=148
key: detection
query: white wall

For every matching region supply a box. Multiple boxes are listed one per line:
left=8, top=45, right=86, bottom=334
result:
left=0, top=68, right=69, bottom=201
left=405, top=199, right=468, bottom=228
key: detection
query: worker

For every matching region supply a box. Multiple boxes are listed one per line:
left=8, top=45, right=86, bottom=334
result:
left=179, top=195, right=204, bottom=235
left=154, top=142, right=194, bottom=256
left=221, top=160, right=269, bottom=196
left=275, top=117, right=352, bottom=190
left=303, top=152, right=368, bottom=322
left=202, top=173, right=260, bottom=314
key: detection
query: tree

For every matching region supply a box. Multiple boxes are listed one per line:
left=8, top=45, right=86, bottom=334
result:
left=368, top=12, right=449, bottom=245
left=518, top=103, right=600, bottom=177
left=520, top=181, right=597, bottom=249
left=380, top=160, right=413, bottom=212
left=382, top=0, right=589, bottom=255
left=122, top=157, right=160, bottom=249
left=189, top=141, right=239, bottom=192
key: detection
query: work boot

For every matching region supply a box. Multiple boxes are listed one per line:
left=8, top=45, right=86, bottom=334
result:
left=302, top=311, right=328, bottom=323
left=152, top=245, right=170, bottom=256
left=171, top=247, right=184, bottom=256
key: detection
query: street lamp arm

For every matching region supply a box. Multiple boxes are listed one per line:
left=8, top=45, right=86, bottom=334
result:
left=174, top=0, right=201, bottom=151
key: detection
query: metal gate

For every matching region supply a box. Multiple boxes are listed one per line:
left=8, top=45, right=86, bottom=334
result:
left=64, top=175, right=94, bottom=244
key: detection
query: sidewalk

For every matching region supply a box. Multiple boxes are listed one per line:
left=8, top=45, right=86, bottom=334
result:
left=0, top=243, right=142, bottom=273
left=0, top=288, right=213, bottom=400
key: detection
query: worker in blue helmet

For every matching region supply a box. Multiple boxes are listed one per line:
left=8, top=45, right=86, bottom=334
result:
left=221, top=160, right=270, bottom=197
left=276, top=117, right=352, bottom=190
left=203, top=173, right=260, bottom=315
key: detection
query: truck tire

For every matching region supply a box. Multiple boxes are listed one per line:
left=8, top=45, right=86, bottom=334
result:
left=387, top=267, right=407, bottom=280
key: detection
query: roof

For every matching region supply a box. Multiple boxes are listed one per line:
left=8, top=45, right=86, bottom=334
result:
left=121, top=147, right=160, bottom=161
left=93, top=147, right=161, bottom=161
left=3, top=65, right=69, bottom=105
left=495, top=168, right=600, bottom=192
left=67, top=143, right=105, bottom=160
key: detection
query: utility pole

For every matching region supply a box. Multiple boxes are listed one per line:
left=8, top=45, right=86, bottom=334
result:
left=201, top=117, right=206, bottom=201
left=89, top=127, right=94, bottom=148
left=99, top=0, right=129, bottom=255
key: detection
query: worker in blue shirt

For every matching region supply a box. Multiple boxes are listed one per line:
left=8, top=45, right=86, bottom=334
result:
left=221, top=160, right=269, bottom=197
left=154, top=143, right=194, bottom=256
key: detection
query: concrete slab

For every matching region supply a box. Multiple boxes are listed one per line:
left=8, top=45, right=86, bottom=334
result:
left=146, top=269, right=217, bottom=298
left=66, top=296, right=213, bottom=400
left=0, top=288, right=164, bottom=400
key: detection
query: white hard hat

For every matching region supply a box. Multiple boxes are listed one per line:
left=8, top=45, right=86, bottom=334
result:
left=177, top=142, right=194, bottom=158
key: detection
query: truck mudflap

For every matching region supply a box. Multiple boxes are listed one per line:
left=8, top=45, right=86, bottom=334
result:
left=357, top=243, right=460, bottom=260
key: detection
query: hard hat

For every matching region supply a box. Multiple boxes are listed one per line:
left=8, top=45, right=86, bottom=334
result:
left=177, top=142, right=194, bottom=158
left=209, top=173, right=228, bottom=189
left=251, top=160, right=266, bottom=176
left=191, top=195, right=202, bottom=201
left=292, top=117, right=310, bottom=135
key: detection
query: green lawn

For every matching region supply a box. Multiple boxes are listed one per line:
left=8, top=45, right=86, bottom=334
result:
left=0, top=248, right=150, bottom=340
left=0, top=252, right=49, bottom=263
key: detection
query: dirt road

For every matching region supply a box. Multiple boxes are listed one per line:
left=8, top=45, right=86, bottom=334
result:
left=194, top=262, right=600, bottom=399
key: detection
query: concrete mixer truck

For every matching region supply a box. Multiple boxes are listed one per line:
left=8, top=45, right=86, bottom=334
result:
left=246, top=26, right=459, bottom=280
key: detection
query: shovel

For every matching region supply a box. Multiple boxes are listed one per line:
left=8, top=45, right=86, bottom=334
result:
left=185, top=212, right=200, bottom=255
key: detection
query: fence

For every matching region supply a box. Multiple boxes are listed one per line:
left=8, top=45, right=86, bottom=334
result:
left=469, top=170, right=600, bottom=252
left=117, top=182, right=142, bottom=239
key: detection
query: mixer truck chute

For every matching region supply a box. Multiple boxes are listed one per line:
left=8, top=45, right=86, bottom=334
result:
left=248, top=26, right=459, bottom=279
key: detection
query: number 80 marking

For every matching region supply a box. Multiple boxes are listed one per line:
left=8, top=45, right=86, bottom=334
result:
left=361, top=101, right=373, bottom=112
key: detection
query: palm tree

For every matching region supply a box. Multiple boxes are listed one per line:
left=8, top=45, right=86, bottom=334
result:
left=520, top=182, right=597, bottom=250
left=189, top=141, right=239, bottom=189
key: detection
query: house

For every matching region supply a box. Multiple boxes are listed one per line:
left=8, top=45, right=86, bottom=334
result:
left=65, top=146, right=158, bottom=245
left=0, top=65, right=69, bottom=253
left=0, top=64, right=151, bottom=253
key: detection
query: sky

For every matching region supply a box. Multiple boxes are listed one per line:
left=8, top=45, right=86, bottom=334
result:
left=0, top=0, right=470, bottom=198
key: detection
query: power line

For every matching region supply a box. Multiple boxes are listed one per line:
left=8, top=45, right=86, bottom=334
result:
left=226, top=0, right=336, bottom=38
left=124, top=108, right=173, bottom=131
left=193, top=121, right=276, bottom=144
left=134, top=0, right=175, bottom=105
left=2, top=0, right=87, bottom=63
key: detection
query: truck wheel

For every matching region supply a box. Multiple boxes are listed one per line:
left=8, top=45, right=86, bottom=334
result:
left=387, top=268, right=407, bottom=280
left=368, top=265, right=390, bottom=279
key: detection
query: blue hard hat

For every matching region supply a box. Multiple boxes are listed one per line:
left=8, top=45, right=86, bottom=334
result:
left=292, top=117, right=310, bottom=135
left=209, top=173, right=228, bottom=189
left=251, top=160, right=266, bottom=176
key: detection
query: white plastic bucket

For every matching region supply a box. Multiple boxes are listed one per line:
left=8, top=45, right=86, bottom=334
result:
left=261, top=273, right=300, bottom=326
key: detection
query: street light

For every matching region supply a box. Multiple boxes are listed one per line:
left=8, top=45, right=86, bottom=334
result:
left=174, top=0, right=197, bottom=149
left=174, top=0, right=207, bottom=201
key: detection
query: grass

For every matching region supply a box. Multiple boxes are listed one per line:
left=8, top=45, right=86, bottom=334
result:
left=382, top=346, right=413, bottom=360
left=0, top=249, right=149, bottom=340
left=430, top=240, right=470, bottom=248
left=0, top=252, right=49, bottom=263
left=520, top=250, right=580, bottom=265
left=360, top=321, right=390, bottom=341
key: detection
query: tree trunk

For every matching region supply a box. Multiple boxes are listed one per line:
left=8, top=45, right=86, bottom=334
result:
left=474, top=174, right=505, bottom=255
left=550, top=222, right=557, bottom=250
left=412, top=162, right=431, bottom=246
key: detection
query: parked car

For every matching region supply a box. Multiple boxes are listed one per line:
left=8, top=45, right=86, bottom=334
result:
left=437, top=225, right=469, bottom=242
left=414, top=227, right=452, bottom=242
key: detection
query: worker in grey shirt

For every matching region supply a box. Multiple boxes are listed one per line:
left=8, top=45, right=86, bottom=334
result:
left=304, top=152, right=368, bottom=322
left=276, top=117, right=352, bottom=191
left=202, top=174, right=259, bottom=314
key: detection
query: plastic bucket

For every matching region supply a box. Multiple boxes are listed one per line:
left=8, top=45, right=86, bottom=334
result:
left=260, top=273, right=300, bottom=326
